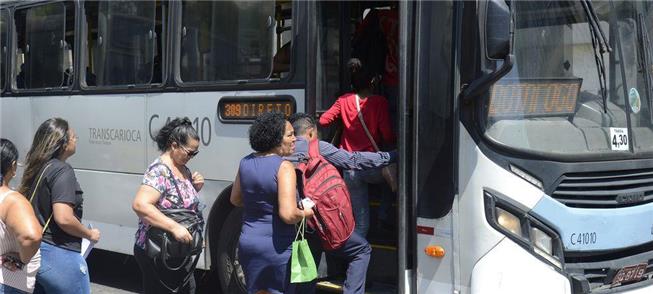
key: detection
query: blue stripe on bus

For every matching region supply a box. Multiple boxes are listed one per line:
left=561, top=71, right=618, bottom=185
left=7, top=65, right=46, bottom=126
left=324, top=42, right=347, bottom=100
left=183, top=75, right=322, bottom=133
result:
left=530, top=196, right=653, bottom=252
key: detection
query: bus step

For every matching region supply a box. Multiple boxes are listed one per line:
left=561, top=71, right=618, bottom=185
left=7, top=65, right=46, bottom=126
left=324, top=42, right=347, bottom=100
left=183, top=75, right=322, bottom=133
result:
left=316, top=279, right=397, bottom=294
left=370, top=244, right=397, bottom=251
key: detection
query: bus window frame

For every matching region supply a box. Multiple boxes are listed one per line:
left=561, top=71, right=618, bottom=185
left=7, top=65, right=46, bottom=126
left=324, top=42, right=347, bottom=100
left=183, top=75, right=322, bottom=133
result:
left=79, top=0, right=169, bottom=91
left=10, top=0, right=76, bottom=94
left=1, top=8, right=10, bottom=94
left=172, top=0, right=299, bottom=89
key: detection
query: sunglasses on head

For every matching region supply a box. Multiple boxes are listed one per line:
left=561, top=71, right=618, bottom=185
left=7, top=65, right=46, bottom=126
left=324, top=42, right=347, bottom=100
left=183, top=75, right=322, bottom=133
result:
left=178, top=143, right=199, bottom=158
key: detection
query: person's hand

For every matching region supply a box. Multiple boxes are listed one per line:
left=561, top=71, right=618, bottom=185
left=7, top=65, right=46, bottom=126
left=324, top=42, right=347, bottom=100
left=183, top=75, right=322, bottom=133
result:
left=192, top=171, right=204, bottom=192
left=1, top=253, right=23, bottom=272
left=88, top=228, right=101, bottom=243
left=303, top=207, right=315, bottom=219
left=171, top=224, right=193, bottom=244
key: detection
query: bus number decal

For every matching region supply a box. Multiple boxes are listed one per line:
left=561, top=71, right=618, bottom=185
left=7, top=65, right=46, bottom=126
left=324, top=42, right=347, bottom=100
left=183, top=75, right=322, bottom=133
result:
left=570, top=232, right=597, bottom=246
left=149, top=115, right=212, bottom=147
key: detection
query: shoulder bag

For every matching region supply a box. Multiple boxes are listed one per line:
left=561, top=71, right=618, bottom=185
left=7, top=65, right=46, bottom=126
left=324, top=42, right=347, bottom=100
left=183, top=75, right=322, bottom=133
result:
left=355, top=95, right=398, bottom=192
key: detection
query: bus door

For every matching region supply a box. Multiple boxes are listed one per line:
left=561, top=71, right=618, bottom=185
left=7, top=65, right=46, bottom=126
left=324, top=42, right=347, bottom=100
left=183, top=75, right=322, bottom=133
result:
left=311, top=1, right=401, bottom=292
left=405, top=1, right=458, bottom=293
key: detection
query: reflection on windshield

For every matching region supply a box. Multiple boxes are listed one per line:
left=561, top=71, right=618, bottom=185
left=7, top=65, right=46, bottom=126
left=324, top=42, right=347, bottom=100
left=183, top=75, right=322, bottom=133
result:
left=484, top=1, right=653, bottom=159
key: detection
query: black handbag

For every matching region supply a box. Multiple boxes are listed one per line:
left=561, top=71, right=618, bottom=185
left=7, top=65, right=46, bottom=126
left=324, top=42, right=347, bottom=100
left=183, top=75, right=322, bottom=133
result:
left=145, top=208, right=204, bottom=269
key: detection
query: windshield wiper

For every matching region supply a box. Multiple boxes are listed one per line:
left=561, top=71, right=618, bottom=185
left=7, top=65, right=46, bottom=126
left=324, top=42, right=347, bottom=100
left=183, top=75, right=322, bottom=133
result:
left=636, top=13, right=653, bottom=122
left=581, top=0, right=612, bottom=113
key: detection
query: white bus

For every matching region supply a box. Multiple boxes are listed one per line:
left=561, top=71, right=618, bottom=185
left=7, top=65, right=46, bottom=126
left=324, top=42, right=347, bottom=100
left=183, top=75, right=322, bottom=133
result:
left=2, top=0, right=653, bottom=293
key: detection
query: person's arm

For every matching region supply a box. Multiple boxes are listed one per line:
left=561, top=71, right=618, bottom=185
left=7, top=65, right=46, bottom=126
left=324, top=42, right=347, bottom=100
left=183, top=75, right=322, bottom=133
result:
left=49, top=167, right=100, bottom=243
left=4, top=194, right=42, bottom=263
left=132, top=185, right=193, bottom=244
left=277, top=161, right=314, bottom=224
left=318, top=98, right=342, bottom=127
left=230, top=171, right=243, bottom=207
left=378, top=98, right=396, bottom=145
left=319, top=140, right=396, bottom=170
left=52, top=203, right=100, bottom=243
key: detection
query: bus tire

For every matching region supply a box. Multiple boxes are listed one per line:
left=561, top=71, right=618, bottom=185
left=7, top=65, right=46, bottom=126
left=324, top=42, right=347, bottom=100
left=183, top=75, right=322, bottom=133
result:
left=216, top=207, right=247, bottom=294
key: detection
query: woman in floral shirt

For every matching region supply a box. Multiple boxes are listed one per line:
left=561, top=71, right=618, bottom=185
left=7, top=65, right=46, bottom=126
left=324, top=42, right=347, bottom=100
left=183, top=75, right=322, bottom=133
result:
left=132, top=117, right=204, bottom=294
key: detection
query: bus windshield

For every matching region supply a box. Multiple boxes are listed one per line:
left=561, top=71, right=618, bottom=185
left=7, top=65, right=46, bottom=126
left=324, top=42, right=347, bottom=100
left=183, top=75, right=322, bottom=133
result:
left=483, top=1, right=653, bottom=159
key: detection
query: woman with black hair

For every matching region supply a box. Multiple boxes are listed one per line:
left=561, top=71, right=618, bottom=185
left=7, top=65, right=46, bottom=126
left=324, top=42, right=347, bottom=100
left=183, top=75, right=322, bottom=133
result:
left=19, top=118, right=100, bottom=294
left=132, top=117, right=205, bottom=294
left=0, top=138, right=42, bottom=293
left=318, top=58, right=396, bottom=238
left=230, top=112, right=314, bottom=294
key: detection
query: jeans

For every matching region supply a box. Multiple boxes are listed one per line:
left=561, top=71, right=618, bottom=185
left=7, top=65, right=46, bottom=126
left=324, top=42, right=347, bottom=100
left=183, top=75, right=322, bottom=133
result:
left=301, top=231, right=371, bottom=294
left=344, top=169, right=385, bottom=237
left=33, top=242, right=90, bottom=294
left=0, top=284, right=28, bottom=294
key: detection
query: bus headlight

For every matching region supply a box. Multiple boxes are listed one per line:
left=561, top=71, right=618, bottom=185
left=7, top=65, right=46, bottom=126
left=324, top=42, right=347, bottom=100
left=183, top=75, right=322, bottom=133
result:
left=496, top=207, right=523, bottom=236
left=485, top=191, right=564, bottom=269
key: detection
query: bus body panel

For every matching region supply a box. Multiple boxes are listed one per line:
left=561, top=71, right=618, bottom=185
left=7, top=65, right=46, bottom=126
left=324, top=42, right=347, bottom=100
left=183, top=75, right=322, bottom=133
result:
left=532, top=195, right=653, bottom=252
left=1, top=89, right=304, bottom=271
left=470, top=238, right=571, bottom=294
left=415, top=215, right=455, bottom=293
left=457, top=125, right=547, bottom=289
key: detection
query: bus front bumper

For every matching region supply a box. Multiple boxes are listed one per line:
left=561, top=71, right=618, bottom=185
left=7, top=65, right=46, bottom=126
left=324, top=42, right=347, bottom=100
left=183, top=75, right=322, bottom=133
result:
left=470, top=237, right=571, bottom=294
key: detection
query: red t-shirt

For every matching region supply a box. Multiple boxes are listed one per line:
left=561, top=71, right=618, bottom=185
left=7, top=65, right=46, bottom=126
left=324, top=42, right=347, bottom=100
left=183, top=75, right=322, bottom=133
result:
left=319, top=93, right=395, bottom=152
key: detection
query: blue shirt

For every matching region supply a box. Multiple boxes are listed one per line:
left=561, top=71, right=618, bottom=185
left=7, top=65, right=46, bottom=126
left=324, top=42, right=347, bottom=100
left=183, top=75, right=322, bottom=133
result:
left=287, top=136, right=396, bottom=170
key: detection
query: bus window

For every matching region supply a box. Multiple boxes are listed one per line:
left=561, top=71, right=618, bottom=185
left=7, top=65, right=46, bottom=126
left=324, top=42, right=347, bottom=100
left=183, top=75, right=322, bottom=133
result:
left=1, top=9, right=7, bottom=91
left=14, top=2, right=74, bottom=90
left=415, top=1, right=455, bottom=218
left=179, top=0, right=280, bottom=83
left=84, top=1, right=162, bottom=87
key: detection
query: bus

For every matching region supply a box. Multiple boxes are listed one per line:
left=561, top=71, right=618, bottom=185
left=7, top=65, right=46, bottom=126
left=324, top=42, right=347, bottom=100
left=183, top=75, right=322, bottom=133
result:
left=2, top=0, right=653, bottom=293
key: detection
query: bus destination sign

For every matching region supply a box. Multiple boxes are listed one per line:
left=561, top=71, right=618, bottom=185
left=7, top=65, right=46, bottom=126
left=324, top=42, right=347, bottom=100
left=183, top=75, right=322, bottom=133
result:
left=218, top=96, right=296, bottom=122
left=488, top=79, right=582, bottom=118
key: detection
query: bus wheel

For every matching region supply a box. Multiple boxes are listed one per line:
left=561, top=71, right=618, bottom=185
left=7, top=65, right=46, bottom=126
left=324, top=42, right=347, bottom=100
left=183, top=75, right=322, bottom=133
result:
left=216, top=208, right=247, bottom=294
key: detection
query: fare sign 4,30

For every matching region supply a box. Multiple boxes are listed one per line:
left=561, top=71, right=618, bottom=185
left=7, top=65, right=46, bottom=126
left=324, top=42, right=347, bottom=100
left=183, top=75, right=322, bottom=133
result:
left=610, top=128, right=629, bottom=151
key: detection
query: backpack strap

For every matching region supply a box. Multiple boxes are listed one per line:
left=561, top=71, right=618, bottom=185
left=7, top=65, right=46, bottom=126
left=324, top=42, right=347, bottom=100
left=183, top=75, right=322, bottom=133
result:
left=305, top=139, right=322, bottom=176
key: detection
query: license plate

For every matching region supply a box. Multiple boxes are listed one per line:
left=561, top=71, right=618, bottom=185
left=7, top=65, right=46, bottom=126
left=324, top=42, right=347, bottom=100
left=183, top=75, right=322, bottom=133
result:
left=611, top=263, right=647, bottom=285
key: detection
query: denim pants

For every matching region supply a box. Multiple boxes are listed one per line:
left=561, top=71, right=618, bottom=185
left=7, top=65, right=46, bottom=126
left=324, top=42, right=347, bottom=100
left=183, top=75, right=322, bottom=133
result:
left=33, top=242, right=90, bottom=294
left=344, top=169, right=385, bottom=237
left=301, top=231, right=371, bottom=294
left=0, top=284, right=28, bottom=294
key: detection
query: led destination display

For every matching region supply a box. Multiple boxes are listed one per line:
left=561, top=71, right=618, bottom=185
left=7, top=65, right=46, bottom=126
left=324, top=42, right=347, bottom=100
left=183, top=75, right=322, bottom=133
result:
left=488, top=79, right=582, bottom=118
left=218, top=96, right=296, bottom=122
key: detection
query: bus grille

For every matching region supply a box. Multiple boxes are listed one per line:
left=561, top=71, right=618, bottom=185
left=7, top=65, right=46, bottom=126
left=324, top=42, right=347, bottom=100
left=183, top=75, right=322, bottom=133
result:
left=551, top=168, right=653, bottom=208
left=565, top=246, right=653, bottom=292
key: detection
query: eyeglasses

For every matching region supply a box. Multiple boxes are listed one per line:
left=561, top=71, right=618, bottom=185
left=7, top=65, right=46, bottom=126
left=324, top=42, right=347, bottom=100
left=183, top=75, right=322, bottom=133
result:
left=179, top=143, right=199, bottom=158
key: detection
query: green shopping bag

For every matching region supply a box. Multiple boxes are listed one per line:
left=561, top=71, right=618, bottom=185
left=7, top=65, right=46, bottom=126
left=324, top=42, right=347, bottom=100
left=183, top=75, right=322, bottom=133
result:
left=290, top=217, right=318, bottom=283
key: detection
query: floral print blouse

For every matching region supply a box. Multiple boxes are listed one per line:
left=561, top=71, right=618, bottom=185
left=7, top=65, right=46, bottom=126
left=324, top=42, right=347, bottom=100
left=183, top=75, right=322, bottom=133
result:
left=134, top=158, right=203, bottom=249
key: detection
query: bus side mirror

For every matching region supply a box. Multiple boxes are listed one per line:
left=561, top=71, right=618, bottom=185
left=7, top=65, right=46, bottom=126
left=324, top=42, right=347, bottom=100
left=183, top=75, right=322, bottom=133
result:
left=462, top=0, right=514, bottom=101
left=485, top=0, right=511, bottom=60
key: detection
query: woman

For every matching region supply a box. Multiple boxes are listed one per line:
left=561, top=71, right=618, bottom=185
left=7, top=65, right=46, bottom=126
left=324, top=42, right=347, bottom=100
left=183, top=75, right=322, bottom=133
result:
left=132, top=117, right=205, bottom=294
left=318, top=58, right=395, bottom=237
left=18, top=118, right=101, bottom=294
left=0, top=139, right=42, bottom=293
left=230, top=112, right=315, bottom=294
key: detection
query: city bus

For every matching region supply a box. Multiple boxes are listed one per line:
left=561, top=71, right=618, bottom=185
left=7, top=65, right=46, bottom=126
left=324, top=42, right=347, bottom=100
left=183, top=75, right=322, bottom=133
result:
left=2, top=0, right=653, bottom=293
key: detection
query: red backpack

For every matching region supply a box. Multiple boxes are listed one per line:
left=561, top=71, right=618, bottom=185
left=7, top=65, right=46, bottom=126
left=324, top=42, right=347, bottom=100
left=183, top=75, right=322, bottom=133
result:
left=296, top=139, right=355, bottom=250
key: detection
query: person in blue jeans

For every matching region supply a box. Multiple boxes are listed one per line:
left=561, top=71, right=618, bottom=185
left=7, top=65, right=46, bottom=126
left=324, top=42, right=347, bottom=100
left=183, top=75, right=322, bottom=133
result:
left=288, top=113, right=396, bottom=293
left=18, top=118, right=101, bottom=294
